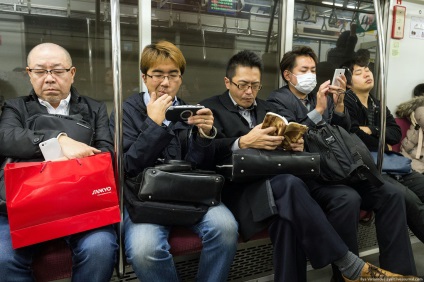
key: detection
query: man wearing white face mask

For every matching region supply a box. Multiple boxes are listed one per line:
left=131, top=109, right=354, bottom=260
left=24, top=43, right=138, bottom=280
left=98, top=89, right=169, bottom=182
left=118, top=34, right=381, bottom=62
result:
left=268, top=46, right=348, bottom=129
left=267, top=46, right=417, bottom=282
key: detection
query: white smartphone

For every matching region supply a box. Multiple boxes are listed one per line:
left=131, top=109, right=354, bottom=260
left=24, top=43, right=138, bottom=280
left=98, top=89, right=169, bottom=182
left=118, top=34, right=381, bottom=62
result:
left=39, top=138, right=64, bottom=161
left=332, top=68, right=346, bottom=87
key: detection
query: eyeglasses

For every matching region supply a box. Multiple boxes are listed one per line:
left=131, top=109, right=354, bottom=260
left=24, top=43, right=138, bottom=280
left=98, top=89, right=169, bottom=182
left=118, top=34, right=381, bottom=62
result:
left=230, top=81, right=262, bottom=91
left=28, top=67, right=73, bottom=78
left=146, top=73, right=182, bottom=82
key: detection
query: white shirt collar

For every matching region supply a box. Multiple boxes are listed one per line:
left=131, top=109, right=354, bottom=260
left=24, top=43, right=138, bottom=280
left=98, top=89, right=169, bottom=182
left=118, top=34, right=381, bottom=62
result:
left=38, top=93, right=71, bottom=115
left=227, top=91, right=257, bottom=110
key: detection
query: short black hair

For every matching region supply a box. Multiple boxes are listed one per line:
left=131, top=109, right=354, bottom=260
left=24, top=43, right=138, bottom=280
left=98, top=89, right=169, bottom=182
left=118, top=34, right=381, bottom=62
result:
left=279, top=46, right=318, bottom=83
left=225, top=50, right=263, bottom=80
left=343, top=49, right=371, bottom=86
left=414, top=83, right=424, bottom=97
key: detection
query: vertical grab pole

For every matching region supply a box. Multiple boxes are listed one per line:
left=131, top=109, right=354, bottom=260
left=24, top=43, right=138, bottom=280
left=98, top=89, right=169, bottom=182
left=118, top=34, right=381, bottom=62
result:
left=86, top=18, right=94, bottom=94
left=110, top=0, right=125, bottom=277
left=374, top=0, right=387, bottom=172
left=139, top=0, right=151, bottom=92
left=279, top=0, right=294, bottom=87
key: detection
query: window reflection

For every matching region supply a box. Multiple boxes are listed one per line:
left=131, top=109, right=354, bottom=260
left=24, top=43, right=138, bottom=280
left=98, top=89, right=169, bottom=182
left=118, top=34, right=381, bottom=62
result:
left=0, top=0, right=281, bottom=112
left=293, top=0, right=377, bottom=83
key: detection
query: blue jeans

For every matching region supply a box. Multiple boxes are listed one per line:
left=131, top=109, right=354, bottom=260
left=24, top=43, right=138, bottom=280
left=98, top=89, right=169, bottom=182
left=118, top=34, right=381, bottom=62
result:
left=124, top=203, right=238, bottom=282
left=0, top=215, right=118, bottom=282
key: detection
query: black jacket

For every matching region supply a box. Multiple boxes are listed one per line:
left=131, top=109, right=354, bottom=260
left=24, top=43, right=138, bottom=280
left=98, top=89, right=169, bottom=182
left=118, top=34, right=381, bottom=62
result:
left=344, top=90, right=401, bottom=151
left=0, top=86, right=114, bottom=214
left=200, top=91, right=278, bottom=240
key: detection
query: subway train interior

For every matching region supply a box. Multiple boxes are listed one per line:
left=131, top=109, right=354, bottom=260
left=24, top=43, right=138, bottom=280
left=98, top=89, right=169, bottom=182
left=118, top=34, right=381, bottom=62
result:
left=1, top=0, right=424, bottom=281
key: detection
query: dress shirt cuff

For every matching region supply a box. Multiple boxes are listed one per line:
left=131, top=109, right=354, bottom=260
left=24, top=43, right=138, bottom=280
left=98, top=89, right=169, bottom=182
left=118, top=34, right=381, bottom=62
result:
left=231, top=138, right=241, bottom=151
left=307, top=109, right=323, bottom=125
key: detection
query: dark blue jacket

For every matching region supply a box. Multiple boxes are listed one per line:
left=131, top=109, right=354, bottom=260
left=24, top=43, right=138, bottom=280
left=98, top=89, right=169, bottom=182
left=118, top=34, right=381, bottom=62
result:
left=109, top=92, right=214, bottom=182
left=267, top=85, right=350, bottom=130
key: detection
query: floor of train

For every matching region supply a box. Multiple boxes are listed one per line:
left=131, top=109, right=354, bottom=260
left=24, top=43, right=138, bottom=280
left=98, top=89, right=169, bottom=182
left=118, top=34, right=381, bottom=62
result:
left=235, top=238, right=424, bottom=281
left=53, top=239, right=424, bottom=282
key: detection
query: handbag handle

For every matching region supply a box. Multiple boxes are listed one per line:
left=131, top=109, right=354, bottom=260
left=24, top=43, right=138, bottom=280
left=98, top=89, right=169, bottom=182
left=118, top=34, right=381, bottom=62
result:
left=155, top=161, right=192, bottom=172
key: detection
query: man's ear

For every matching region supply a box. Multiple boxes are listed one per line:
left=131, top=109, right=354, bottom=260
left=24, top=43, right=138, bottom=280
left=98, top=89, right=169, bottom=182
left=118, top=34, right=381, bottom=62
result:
left=141, top=73, right=147, bottom=84
left=224, top=77, right=230, bottom=90
left=282, top=70, right=291, bottom=82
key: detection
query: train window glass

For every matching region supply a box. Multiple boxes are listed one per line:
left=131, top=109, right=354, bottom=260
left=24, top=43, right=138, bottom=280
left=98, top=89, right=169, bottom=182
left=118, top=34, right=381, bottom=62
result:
left=0, top=1, right=281, bottom=112
left=292, top=0, right=378, bottom=97
left=151, top=0, right=280, bottom=103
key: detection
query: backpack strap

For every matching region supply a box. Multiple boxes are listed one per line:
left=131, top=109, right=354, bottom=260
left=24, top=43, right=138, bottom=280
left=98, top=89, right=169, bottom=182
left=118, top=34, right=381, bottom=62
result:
left=335, top=126, right=384, bottom=187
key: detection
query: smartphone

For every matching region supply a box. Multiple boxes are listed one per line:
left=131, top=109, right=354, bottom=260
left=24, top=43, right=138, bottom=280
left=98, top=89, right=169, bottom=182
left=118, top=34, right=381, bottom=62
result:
left=332, top=68, right=346, bottom=87
left=39, top=138, right=64, bottom=161
left=165, top=105, right=205, bottom=122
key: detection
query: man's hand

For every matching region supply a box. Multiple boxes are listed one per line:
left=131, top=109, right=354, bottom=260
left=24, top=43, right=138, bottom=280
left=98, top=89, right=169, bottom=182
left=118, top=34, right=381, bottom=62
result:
left=315, top=80, right=331, bottom=114
left=147, top=91, right=173, bottom=125
left=328, top=74, right=347, bottom=113
left=288, top=137, right=304, bottom=152
left=187, top=107, right=214, bottom=137
left=359, top=126, right=372, bottom=135
left=239, top=124, right=284, bottom=150
left=58, top=135, right=101, bottom=159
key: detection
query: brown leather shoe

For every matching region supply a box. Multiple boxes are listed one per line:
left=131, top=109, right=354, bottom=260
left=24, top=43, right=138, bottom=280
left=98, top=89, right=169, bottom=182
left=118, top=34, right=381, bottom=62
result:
left=343, top=262, right=417, bottom=282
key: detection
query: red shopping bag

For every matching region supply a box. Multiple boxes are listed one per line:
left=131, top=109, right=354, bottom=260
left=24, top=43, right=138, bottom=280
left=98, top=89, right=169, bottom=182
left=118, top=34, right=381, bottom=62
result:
left=5, top=153, right=120, bottom=249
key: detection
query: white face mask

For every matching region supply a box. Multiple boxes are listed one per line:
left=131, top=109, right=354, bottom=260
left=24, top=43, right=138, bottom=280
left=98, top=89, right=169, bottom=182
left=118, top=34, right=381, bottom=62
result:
left=289, top=72, right=317, bottom=94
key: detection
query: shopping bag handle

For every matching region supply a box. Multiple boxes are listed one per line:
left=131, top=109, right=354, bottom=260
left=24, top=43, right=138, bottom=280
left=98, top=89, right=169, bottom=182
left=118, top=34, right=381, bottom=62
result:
left=40, top=158, right=82, bottom=173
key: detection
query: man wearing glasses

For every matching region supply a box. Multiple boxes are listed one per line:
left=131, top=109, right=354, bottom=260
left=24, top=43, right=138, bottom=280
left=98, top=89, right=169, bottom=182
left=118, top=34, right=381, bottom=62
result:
left=0, top=42, right=117, bottom=281
left=267, top=46, right=417, bottom=281
left=199, top=50, right=413, bottom=282
left=109, top=41, right=238, bottom=282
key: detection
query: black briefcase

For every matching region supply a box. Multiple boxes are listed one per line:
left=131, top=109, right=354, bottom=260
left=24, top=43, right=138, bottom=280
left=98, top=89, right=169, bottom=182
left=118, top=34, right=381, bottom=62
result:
left=27, top=114, right=94, bottom=145
left=216, top=148, right=320, bottom=182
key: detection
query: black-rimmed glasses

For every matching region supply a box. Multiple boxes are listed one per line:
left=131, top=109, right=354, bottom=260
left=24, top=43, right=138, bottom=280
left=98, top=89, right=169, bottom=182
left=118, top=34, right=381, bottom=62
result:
left=146, top=73, right=182, bottom=82
left=230, top=81, right=262, bottom=91
left=28, top=67, right=73, bottom=77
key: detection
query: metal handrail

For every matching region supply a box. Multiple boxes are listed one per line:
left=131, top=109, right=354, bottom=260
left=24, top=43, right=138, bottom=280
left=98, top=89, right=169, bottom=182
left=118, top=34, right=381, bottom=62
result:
left=373, top=0, right=388, bottom=173
left=110, top=0, right=125, bottom=277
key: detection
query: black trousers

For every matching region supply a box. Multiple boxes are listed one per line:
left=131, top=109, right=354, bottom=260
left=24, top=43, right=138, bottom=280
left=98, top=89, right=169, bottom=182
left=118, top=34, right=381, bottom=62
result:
left=308, top=178, right=417, bottom=282
left=268, top=174, right=348, bottom=282
left=384, top=171, right=424, bottom=243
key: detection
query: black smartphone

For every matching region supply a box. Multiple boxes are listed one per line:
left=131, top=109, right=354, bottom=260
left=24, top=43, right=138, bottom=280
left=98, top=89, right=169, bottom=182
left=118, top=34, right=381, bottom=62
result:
left=165, top=105, right=205, bottom=122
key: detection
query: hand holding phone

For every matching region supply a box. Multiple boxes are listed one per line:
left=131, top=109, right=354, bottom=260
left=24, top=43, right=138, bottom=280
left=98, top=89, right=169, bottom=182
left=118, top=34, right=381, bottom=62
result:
left=165, top=105, right=205, bottom=122
left=39, top=138, right=65, bottom=161
left=332, top=68, right=346, bottom=87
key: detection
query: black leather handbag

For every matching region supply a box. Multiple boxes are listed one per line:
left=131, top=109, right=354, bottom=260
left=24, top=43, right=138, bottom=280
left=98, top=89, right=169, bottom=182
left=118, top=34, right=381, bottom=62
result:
left=216, top=148, right=320, bottom=182
left=125, top=161, right=224, bottom=226
left=27, top=114, right=94, bottom=145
